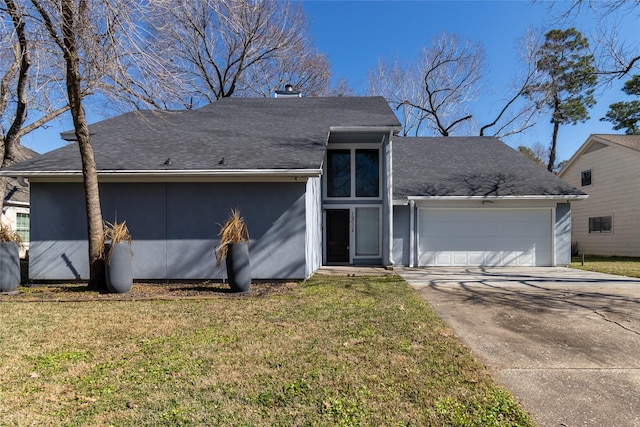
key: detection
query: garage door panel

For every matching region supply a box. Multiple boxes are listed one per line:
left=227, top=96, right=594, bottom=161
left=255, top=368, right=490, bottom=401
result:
left=418, top=208, right=552, bottom=267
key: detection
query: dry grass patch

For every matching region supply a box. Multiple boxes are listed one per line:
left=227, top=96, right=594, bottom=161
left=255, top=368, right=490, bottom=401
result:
left=0, top=275, right=532, bottom=426
left=572, top=255, right=640, bottom=278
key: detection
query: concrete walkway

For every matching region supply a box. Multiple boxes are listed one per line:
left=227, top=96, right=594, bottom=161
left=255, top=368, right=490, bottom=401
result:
left=398, top=267, right=640, bottom=427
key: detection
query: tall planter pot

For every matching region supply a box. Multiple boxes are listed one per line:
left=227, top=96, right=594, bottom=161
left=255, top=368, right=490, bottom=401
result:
left=105, top=242, right=133, bottom=293
left=0, top=242, right=20, bottom=293
left=226, top=241, right=251, bottom=293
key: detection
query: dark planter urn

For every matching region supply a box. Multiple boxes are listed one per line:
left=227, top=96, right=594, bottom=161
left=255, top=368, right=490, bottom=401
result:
left=0, top=242, right=20, bottom=293
left=226, top=241, right=251, bottom=293
left=105, top=242, right=133, bottom=293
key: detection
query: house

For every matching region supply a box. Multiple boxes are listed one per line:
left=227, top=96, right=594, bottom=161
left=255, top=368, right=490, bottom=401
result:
left=0, top=97, right=586, bottom=281
left=559, top=134, right=640, bottom=257
left=1, top=144, right=38, bottom=257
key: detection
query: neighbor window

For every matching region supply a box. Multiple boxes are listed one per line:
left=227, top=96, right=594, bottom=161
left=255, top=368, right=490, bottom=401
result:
left=326, top=148, right=380, bottom=198
left=589, top=216, right=612, bottom=233
left=581, top=169, right=592, bottom=186
left=16, top=212, right=29, bottom=242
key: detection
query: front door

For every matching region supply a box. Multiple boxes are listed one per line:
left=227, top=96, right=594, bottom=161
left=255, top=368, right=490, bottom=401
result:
left=326, top=209, right=350, bottom=263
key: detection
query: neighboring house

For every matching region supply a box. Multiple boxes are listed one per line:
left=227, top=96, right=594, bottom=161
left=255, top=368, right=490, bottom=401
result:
left=559, top=134, right=640, bottom=257
left=1, top=144, right=38, bottom=257
left=0, top=97, right=585, bottom=281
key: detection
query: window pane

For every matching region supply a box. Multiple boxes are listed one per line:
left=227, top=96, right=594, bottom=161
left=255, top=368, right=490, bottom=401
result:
left=589, top=216, right=612, bottom=233
left=581, top=170, right=592, bottom=186
left=327, top=150, right=351, bottom=197
left=16, top=212, right=29, bottom=241
left=356, top=149, right=379, bottom=197
left=355, top=207, right=379, bottom=256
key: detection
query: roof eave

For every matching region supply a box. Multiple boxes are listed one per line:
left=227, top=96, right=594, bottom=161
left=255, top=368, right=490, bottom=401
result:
left=0, top=168, right=323, bottom=179
left=393, top=195, right=588, bottom=205
left=330, top=125, right=402, bottom=133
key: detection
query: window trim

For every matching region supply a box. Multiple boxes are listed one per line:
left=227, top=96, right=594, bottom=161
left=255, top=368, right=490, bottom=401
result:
left=15, top=212, right=29, bottom=242
left=354, top=206, right=381, bottom=257
left=324, top=144, right=382, bottom=201
left=322, top=204, right=382, bottom=263
left=588, top=215, right=612, bottom=234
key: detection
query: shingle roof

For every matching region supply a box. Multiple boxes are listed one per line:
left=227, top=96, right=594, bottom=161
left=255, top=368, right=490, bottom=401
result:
left=1, top=97, right=401, bottom=175
left=2, top=144, right=38, bottom=205
left=592, top=134, right=640, bottom=152
left=393, top=137, right=585, bottom=199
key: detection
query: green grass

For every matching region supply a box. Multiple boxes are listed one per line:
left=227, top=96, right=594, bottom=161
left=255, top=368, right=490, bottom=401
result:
left=0, top=275, right=532, bottom=426
left=571, top=255, right=640, bottom=278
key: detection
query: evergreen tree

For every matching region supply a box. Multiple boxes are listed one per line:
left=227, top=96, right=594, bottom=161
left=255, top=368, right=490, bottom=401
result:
left=526, top=28, right=597, bottom=172
left=601, top=75, right=640, bottom=134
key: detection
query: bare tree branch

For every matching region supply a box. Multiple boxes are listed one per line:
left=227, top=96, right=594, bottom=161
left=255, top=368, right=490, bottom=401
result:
left=369, top=31, right=539, bottom=139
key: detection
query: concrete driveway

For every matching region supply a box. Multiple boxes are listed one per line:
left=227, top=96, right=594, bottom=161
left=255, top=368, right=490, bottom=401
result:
left=398, top=267, right=640, bottom=427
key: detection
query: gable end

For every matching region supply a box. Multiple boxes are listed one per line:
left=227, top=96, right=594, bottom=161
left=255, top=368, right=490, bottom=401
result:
left=583, top=141, right=608, bottom=155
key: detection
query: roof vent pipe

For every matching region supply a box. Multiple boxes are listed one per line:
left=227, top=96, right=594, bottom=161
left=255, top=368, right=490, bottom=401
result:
left=274, top=84, right=302, bottom=98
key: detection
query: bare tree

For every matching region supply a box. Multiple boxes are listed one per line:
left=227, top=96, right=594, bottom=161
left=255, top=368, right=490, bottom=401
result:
left=368, top=58, right=428, bottom=136
left=240, top=43, right=331, bottom=98
left=1, top=0, right=30, bottom=169
left=28, top=0, right=177, bottom=288
left=29, top=0, right=106, bottom=288
left=369, top=32, right=539, bottom=138
left=549, top=0, right=639, bottom=79
left=0, top=0, right=72, bottom=210
left=518, top=143, right=548, bottom=167
left=411, top=33, right=483, bottom=136
left=148, top=0, right=323, bottom=106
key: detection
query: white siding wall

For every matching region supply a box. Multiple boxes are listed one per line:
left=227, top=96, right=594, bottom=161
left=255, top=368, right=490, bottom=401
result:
left=562, top=143, right=640, bottom=256
left=1, top=205, right=29, bottom=257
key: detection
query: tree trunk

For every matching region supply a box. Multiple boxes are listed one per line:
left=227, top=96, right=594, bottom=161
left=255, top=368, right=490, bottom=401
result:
left=547, top=121, right=559, bottom=172
left=61, top=0, right=105, bottom=290
left=0, top=0, right=31, bottom=212
left=547, top=97, right=561, bottom=173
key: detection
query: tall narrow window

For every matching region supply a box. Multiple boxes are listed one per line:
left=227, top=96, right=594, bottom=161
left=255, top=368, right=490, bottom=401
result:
left=355, top=207, right=379, bottom=256
left=355, top=149, right=380, bottom=197
left=327, top=150, right=351, bottom=197
left=581, top=169, right=592, bottom=186
left=16, top=212, right=29, bottom=242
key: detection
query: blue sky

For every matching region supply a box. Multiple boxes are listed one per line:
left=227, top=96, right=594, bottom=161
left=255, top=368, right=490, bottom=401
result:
left=22, top=0, right=638, bottom=164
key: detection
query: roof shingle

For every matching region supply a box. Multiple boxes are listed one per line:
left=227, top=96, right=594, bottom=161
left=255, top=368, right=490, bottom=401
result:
left=393, top=137, right=585, bottom=199
left=5, top=97, right=401, bottom=174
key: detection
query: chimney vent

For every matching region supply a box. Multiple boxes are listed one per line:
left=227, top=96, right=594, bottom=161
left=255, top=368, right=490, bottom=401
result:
left=274, top=84, right=302, bottom=98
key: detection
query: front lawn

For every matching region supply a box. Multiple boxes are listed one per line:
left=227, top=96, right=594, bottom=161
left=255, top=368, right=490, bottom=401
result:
left=0, top=275, right=532, bottom=426
left=571, top=255, right=640, bottom=278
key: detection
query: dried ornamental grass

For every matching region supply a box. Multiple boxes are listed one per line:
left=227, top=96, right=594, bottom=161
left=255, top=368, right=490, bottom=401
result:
left=99, top=220, right=133, bottom=264
left=0, top=223, right=23, bottom=246
left=215, top=209, right=249, bottom=267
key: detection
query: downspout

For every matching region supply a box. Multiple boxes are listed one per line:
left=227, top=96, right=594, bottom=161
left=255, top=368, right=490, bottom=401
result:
left=409, top=199, right=415, bottom=267
left=386, top=131, right=394, bottom=267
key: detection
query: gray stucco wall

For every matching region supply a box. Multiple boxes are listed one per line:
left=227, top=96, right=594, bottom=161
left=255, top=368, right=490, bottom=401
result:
left=555, top=202, right=572, bottom=266
left=392, top=205, right=410, bottom=266
left=30, top=181, right=308, bottom=280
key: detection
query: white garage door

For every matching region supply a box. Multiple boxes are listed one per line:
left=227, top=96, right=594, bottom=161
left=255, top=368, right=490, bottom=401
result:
left=418, top=208, right=552, bottom=267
